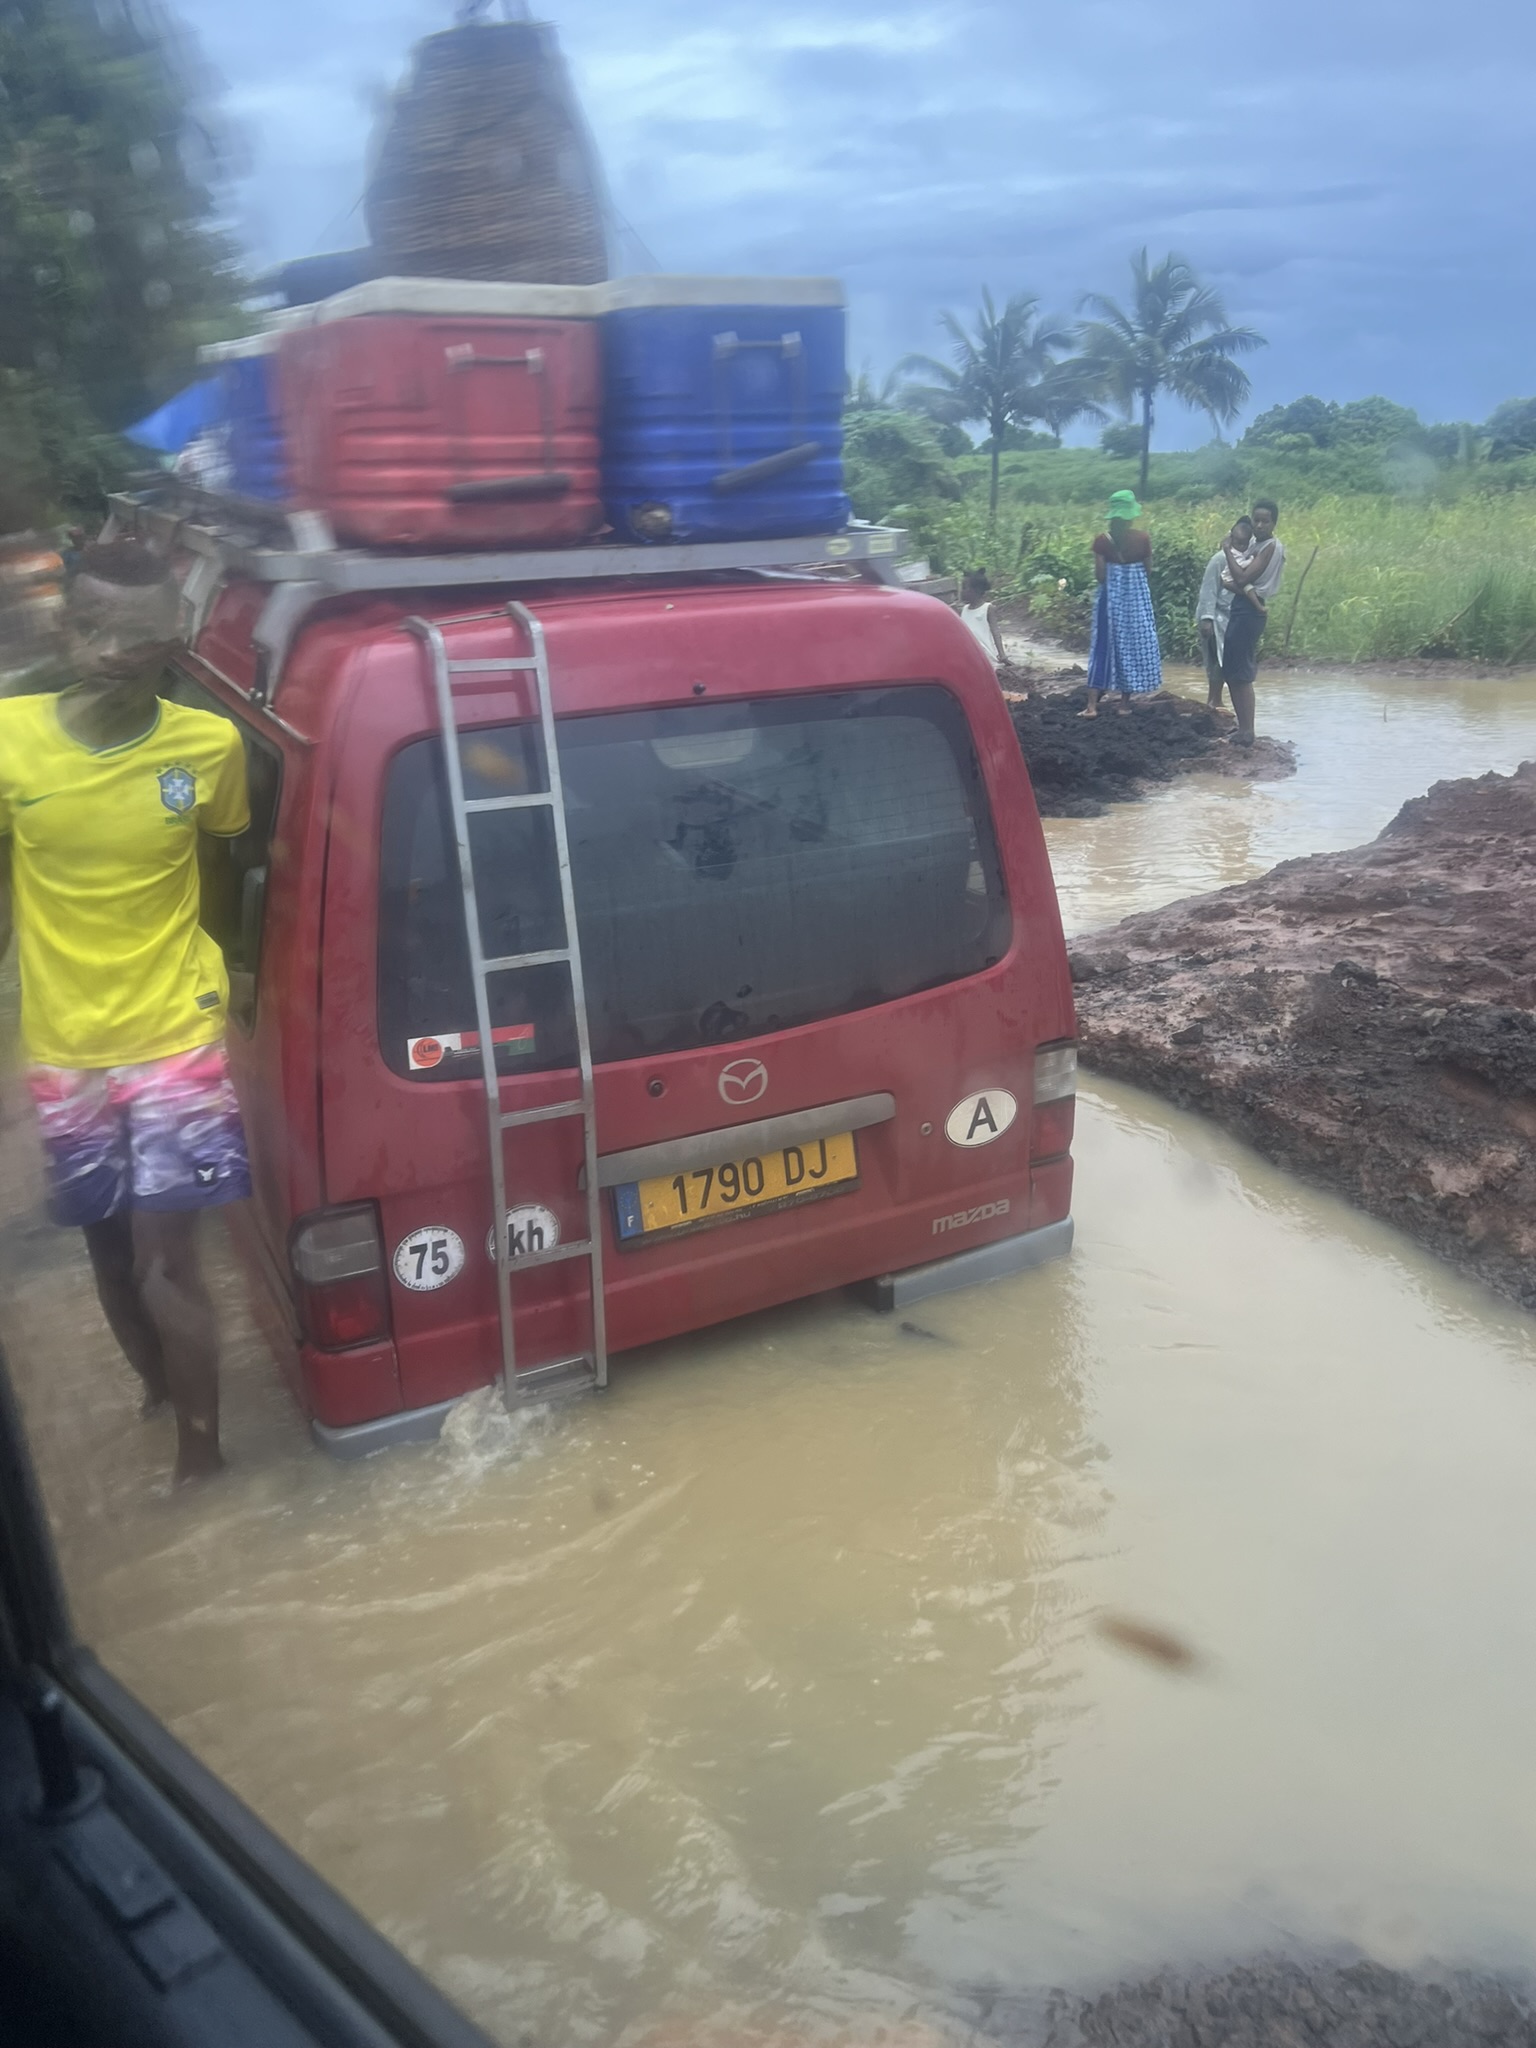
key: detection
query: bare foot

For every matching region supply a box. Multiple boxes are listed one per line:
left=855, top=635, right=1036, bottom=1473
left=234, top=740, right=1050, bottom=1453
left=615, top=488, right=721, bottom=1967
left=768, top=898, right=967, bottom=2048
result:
left=1077, top=707, right=1097, bottom=719
left=172, top=1417, right=225, bottom=1486
left=173, top=1444, right=227, bottom=1487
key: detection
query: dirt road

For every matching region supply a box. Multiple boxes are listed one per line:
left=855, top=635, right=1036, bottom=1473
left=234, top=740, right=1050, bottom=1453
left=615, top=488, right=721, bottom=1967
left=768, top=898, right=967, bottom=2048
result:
left=1070, top=762, right=1536, bottom=1308
left=1009, top=689, right=1295, bottom=816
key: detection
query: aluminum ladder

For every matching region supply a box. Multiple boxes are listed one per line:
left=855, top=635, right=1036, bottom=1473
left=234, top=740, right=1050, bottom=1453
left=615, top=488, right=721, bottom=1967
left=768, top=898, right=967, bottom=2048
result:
left=405, top=603, right=607, bottom=1400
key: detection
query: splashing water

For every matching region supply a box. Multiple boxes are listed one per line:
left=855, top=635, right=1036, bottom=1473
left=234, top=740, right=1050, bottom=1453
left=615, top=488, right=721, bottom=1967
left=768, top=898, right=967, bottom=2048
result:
left=436, top=1382, right=568, bottom=1475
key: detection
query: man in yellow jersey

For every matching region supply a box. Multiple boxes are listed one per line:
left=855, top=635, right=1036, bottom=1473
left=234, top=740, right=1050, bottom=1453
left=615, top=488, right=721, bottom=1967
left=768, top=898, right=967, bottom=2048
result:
left=0, top=539, right=250, bottom=1484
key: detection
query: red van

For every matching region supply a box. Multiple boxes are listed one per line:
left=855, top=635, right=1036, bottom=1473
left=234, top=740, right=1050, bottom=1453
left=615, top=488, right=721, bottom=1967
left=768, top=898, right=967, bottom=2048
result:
left=129, top=506, right=1076, bottom=1454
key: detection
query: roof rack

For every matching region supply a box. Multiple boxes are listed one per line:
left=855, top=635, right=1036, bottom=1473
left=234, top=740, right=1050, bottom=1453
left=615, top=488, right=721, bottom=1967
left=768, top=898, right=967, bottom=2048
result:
left=103, top=488, right=910, bottom=703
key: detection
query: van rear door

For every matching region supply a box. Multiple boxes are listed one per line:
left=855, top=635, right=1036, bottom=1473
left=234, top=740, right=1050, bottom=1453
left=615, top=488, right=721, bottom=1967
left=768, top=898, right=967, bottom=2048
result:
left=318, top=586, right=1071, bottom=1416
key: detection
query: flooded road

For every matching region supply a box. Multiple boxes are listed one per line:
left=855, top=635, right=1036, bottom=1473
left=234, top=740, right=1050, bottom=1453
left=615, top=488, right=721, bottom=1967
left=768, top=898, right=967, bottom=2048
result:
left=8, top=668, right=1536, bottom=2044
left=1048, top=665, right=1536, bottom=933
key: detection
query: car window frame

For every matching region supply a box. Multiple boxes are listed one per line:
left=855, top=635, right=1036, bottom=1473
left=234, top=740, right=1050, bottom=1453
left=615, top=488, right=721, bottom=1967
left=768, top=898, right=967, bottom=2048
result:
left=0, top=1343, right=495, bottom=2048
left=160, top=664, right=286, bottom=1035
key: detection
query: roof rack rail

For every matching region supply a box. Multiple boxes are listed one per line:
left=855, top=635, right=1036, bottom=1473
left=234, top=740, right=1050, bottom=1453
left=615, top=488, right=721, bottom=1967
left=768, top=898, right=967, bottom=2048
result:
left=103, top=488, right=910, bottom=702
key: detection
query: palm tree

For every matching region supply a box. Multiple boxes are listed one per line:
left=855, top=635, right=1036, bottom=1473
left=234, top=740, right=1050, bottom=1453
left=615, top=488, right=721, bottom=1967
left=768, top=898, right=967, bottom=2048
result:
left=899, top=289, right=1099, bottom=520
left=1033, top=353, right=1112, bottom=447
left=846, top=362, right=903, bottom=414
left=1076, top=250, right=1266, bottom=495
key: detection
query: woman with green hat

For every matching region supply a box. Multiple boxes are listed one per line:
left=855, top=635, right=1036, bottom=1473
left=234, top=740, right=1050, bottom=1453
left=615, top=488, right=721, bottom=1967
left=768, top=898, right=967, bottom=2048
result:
left=1081, top=490, right=1162, bottom=716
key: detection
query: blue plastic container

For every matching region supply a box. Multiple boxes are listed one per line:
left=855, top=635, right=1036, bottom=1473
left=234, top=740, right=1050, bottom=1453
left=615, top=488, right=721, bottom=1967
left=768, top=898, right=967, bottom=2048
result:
left=200, top=329, right=293, bottom=503
left=598, top=278, right=849, bottom=544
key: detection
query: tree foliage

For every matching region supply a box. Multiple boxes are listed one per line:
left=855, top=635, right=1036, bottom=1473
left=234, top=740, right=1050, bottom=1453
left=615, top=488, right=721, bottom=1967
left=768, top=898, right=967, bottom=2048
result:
left=842, top=409, right=961, bottom=524
left=0, top=0, right=242, bottom=523
left=898, top=289, right=1101, bottom=519
left=846, top=362, right=903, bottom=414
left=1243, top=394, right=1427, bottom=452
left=1099, top=422, right=1143, bottom=461
left=1484, top=397, right=1536, bottom=461
left=1076, top=249, right=1266, bottom=493
left=990, top=424, right=1060, bottom=452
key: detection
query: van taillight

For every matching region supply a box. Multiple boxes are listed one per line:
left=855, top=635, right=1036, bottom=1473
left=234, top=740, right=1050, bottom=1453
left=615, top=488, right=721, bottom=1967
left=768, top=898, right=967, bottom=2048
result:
left=290, top=1205, right=391, bottom=1350
left=1031, top=1041, right=1077, bottom=1161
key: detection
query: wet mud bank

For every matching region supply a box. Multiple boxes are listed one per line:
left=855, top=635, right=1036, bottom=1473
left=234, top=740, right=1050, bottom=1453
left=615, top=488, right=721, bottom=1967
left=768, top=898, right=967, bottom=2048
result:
left=1071, top=763, right=1536, bottom=1309
left=1010, top=690, right=1295, bottom=817
left=1033, top=1958, right=1536, bottom=2048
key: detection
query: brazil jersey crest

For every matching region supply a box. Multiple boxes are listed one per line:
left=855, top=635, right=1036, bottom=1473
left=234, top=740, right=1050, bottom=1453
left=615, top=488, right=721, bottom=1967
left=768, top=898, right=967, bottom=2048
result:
left=158, top=764, right=197, bottom=814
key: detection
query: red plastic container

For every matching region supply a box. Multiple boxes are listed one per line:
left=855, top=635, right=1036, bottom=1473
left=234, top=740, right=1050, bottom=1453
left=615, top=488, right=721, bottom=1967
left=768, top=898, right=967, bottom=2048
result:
left=276, top=278, right=602, bottom=550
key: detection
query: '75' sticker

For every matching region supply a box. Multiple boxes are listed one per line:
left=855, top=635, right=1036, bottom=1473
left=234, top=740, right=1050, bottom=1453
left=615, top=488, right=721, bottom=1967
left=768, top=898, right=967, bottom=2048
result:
left=392, top=1226, right=466, bottom=1291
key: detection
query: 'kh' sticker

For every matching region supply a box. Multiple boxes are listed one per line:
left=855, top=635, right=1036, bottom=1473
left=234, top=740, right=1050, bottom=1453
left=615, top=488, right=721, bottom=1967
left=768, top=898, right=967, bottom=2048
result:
left=485, top=1204, right=562, bottom=1264
left=944, top=1090, right=1018, bottom=1148
left=393, top=1226, right=466, bottom=1292
left=408, top=1024, right=536, bottom=1071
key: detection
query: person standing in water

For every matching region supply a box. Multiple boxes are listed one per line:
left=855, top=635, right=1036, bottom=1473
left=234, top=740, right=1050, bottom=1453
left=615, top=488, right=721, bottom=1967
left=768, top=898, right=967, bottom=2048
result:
left=1196, top=515, right=1253, bottom=709
left=1082, top=490, right=1162, bottom=717
left=0, top=540, right=252, bottom=1485
left=958, top=568, right=1005, bottom=671
left=1219, top=497, right=1286, bottom=747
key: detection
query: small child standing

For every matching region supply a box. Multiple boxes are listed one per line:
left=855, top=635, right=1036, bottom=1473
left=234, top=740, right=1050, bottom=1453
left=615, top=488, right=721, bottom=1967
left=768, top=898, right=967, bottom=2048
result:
left=958, top=568, right=1004, bottom=669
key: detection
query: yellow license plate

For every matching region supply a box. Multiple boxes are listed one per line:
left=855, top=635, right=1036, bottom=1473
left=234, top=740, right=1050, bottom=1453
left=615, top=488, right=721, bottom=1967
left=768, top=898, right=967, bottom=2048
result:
left=613, top=1132, right=859, bottom=1241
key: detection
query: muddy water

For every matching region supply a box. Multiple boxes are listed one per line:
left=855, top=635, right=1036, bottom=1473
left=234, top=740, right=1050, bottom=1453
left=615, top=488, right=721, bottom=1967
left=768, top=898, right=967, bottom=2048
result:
left=1049, top=665, right=1536, bottom=933
left=9, top=669, right=1536, bottom=2045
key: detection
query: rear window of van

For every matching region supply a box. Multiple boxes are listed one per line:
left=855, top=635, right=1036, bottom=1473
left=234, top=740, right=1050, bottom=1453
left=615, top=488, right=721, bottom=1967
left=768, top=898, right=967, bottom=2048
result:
left=377, top=685, right=1011, bottom=1078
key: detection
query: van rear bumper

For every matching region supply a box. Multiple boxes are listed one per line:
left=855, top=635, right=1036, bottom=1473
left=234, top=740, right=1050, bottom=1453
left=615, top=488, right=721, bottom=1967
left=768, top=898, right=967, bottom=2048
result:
left=857, top=1215, right=1074, bottom=1313
left=310, top=1395, right=461, bottom=1461
left=310, top=1358, right=595, bottom=1458
left=311, top=1217, right=1075, bottom=1455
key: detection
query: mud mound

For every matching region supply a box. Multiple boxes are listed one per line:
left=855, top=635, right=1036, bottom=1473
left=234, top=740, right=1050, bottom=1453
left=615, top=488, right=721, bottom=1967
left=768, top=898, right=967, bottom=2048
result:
left=1011, top=691, right=1294, bottom=817
left=1071, top=762, right=1536, bottom=1308
left=1029, top=1958, right=1536, bottom=2048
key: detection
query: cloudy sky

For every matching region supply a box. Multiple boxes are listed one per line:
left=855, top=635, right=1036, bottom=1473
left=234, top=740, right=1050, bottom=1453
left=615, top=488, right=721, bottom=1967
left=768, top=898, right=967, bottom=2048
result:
left=179, top=0, right=1535, bottom=443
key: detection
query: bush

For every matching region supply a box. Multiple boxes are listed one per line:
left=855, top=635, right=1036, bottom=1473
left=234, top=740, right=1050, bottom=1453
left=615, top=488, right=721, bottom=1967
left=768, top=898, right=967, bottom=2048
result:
left=1026, top=578, right=1093, bottom=646
left=1243, top=395, right=1339, bottom=449
left=1099, top=423, right=1143, bottom=461
left=1242, top=394, right=1426, bottom=453
left=1143, top=524, right=1212, bottom=664
left=1485, top=398, right=1536, bottom=461
left=0, top=370, right=132, bottom=531
left=914, top=500, right=1030, bottom=591
left=1015, top=524, right=1095, bottom=642
left=842, top=410, right=960, bottom=524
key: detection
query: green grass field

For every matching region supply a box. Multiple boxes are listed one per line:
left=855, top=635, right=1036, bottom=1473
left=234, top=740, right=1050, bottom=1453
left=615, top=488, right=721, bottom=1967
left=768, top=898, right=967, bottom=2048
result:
left=911, top=488, right=1536, bottom=666
left=844, top=415, right=1536, bottom=664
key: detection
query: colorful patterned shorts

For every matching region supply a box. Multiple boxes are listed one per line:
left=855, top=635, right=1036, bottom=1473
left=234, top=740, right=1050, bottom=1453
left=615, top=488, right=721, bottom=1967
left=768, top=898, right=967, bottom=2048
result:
left=27, top=1043, right=252, bottom=1228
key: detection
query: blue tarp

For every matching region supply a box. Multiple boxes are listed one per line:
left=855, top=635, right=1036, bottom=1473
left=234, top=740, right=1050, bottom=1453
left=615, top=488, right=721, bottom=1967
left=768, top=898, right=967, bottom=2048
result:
left=122, top=378, right=222, bottom=454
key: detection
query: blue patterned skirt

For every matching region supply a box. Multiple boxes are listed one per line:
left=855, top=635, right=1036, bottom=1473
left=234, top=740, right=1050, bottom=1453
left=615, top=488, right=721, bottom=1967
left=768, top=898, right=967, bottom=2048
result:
left=1087, top=561, right=1163, bottom=696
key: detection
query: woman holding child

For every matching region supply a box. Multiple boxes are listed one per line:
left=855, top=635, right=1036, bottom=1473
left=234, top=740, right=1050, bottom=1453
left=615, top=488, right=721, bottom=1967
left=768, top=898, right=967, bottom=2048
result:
left=1217, top=496, right=1285, bottom=748
left=1081, top=489, right=1163, bottom=717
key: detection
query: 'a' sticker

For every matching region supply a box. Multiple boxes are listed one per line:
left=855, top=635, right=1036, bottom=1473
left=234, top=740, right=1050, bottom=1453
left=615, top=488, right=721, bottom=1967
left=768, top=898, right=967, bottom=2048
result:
left=944, top=1090, right=1019, bottom=1148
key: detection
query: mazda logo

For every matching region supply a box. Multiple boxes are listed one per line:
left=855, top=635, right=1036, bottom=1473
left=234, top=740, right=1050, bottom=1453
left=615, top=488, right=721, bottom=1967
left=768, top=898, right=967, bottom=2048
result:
left=718, top=1058, right=768, bottom=1105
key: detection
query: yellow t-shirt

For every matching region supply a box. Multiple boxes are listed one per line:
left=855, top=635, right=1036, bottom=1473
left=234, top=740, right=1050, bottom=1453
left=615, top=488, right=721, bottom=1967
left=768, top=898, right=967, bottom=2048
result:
left=0, top=693, right=250, bottom=1068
